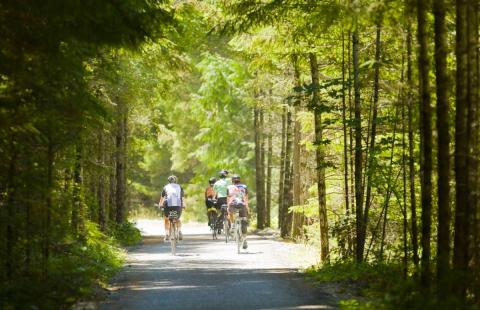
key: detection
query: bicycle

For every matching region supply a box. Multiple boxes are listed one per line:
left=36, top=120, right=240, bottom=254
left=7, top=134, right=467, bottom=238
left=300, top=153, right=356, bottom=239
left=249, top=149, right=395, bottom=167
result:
left=232, top=205, right=247, bottom=253
left=221, top=204, right=230, bottom=243
left=167, top=209, right=180, bottom=255
left=207, top=207, right=218, bottom=240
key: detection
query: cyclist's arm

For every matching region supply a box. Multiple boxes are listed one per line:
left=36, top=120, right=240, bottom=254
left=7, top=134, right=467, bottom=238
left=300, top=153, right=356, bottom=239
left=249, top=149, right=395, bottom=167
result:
left=226, top=188, right=232, bottom=206
left=159, top=188, right=166, bottom=206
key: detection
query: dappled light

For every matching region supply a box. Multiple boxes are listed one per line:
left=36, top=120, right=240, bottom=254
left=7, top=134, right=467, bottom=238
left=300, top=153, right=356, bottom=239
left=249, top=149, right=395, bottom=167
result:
left=1, top=0, right=480, bottom=309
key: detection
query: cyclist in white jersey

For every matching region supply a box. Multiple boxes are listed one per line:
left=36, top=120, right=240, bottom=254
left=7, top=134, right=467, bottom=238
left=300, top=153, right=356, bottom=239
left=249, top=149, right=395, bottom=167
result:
left=159, top=175, right=185, bottom=240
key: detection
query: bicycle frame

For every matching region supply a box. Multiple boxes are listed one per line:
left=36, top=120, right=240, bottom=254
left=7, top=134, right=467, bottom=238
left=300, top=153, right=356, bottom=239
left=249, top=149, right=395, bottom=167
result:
left=232, top=208, right=247, bottom=253
left=207, top=207, right=218, bottom=240
left=221, top=204, right=229, bottom=243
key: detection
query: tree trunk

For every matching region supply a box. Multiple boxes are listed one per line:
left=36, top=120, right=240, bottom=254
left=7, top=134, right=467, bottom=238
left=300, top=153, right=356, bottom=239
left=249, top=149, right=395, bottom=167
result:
left=467, top=1, right=479, bottom=302
left=363, top=22, right=382, bottom=254
left=379, top=108, right=398, bottom=261
left=115, top=100, right=127, bottom=224
left=255, top=107, right=266, bottom=229
left=108, top=134, right=116, bottom=222
left=98, top=131, right=106, bottom=230
left=402, top=95, right=408, bottom=278
left=72, top=144, right=83, bottom=234
left=454, top=0, right=469, bottom=300
left=266, top=117, right=273, bottom=228
left=353, top=29, right=364, bottom=263
left=468, top=1, right=480, bottom=303
left=292, top=54, right=304, bottom=238
left=401, top=49, right=408, bottom=278
left=342, top=30, right=352, bottom=256
left=417, top=0, right=433, bottom=288
left=5, top=135, right=18, bottom=281
left=280, top=104, right=294, bottom=238
left=278, top=106, right=287, bottom=229
left=407, top=22, right=420, bottom=271
left=433, top=0, right=451, bottom=298
left=281, top=102, right=294, bottom=238
left=43, top=136, right=54, bottom=279
left=348, top=31, right=356, bottom=256
left=309, top=53, right=329, bottom=262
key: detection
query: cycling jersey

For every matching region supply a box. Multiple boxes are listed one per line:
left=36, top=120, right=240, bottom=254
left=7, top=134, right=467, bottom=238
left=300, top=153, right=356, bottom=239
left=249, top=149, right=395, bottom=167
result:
left=205, top=186, right=215, bottom=200
left=227, top=183, right=248, bottom=205
left=213, top=178, right=231, bottom=198
left=161, top=183, right=184, bottom=207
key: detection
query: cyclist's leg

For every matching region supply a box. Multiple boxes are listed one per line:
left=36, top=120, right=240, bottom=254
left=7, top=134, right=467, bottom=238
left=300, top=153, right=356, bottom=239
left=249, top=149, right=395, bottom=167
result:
left=206, top=199, right=214, bottom=225
left=228, top=205, right=235, bottom=226
left=164, top=207, right=171, bottom=240
left=227, top=205, right=236, bottom=233
left=175, top=206, right=183, bottom=240
left=240, top=205, right=248, bottom=248
left=240, top=205, right=248, bottom=233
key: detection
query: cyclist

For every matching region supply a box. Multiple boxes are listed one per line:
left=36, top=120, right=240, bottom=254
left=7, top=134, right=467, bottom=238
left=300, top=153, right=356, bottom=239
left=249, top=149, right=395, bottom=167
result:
left=213, top=169, right=231, bottom=210
left=205, top=177, right=217, bottom=226
left=159, top=175, right=185, bottom=241
left=227, top=174, right=249, bottom=249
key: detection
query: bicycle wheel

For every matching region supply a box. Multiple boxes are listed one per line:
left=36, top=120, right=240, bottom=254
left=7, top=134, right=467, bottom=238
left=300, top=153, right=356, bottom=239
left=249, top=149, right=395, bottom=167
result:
left=170, top=221, right=177, bottom=256
left=223, top=217, right=229, bottom=243
left=210, top=213, right=217, bottom=240
left=236, top=220, right=242, bottom=254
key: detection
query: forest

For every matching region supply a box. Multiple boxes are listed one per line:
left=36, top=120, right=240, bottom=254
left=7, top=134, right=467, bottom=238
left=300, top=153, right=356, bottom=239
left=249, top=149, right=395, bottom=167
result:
left=1, top=0, right=479, bottom=308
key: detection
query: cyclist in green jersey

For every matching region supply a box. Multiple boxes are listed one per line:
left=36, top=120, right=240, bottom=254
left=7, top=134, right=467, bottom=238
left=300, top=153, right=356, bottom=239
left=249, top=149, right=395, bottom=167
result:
left=213, top=169, right=231, bottom=211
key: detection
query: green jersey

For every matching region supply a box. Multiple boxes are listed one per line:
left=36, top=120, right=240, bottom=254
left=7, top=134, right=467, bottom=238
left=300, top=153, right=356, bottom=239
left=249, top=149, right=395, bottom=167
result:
left=213, top=178, right=231, bottom=198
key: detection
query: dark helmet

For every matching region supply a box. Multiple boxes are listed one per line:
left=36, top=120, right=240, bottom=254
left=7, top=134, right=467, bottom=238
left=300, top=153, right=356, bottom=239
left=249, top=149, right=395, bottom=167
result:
left=167, top=175, right=177, bottom=183
left=209, top=177, right=217, bottom=185
left=232, top=174, right=240, bottom=183
left=218, top=169, right=229, bottom=178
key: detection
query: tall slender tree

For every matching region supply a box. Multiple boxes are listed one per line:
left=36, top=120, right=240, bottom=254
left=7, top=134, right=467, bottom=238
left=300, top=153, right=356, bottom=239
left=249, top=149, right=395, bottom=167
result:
left=417, top=0, right=433, bottom=288
left=352, top=27, right=364, bottom=263
left=309, top=52, right=329, bottom=262
left=433, top=0, right=451, bottom=298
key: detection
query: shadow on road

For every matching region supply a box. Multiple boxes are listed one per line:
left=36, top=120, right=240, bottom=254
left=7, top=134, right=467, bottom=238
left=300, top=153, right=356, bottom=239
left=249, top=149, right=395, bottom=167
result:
left=101, top=232, right=337, bottom=309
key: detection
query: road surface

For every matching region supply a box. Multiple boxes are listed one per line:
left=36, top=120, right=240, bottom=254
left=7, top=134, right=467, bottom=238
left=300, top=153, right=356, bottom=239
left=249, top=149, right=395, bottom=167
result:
left=100, top=220, right=339, bottom=309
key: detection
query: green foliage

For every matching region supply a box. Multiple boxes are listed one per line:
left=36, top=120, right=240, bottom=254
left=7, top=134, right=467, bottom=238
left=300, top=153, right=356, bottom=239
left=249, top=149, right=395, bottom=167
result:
left=109, top=221, right=143, bottom=246
left=1, top=221, right=124, bottom=309
left=306, top=262, right=462, bottom=309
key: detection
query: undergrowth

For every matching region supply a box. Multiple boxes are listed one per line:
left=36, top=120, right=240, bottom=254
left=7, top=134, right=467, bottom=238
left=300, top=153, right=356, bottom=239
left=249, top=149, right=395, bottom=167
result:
left=1, top=220, right=141, bottom=309
left=305, top=261, right=466, bottom=309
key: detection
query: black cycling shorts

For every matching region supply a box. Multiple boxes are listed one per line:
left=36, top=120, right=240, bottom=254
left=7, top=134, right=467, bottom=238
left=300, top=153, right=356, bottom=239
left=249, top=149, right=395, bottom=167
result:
left=205, top=199, right=216, bottom=209
left=216, top=197, right=227, bottom=208
left=228, top=203, right=247, bottom=218
left=164, top=206, right=182, bottom=219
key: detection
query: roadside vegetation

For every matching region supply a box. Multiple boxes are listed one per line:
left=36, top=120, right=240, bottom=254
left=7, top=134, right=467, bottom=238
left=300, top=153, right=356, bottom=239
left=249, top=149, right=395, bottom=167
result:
left=2, top=0, right=480, bottom=308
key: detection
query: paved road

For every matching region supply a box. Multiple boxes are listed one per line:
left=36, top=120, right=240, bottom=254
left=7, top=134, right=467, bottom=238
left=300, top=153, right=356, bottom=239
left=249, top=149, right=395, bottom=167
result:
left=100, top=221, right=338, bottom=310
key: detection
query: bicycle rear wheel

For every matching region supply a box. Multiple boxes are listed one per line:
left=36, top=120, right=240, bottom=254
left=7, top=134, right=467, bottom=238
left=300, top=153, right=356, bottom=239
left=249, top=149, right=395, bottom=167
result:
left=223, top=217, right=229, bottom=243
left=236, top=220, right=242, bottom=254
left=212, top=214, right=218, bottom=240
left=170, top=222, right=177, bottom=255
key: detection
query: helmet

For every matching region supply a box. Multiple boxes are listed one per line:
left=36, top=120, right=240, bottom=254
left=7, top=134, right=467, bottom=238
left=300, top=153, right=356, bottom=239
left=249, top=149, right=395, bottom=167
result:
left=218, top=169, right=229, bottom=178
left=167, top=175, right=177, bottom=183
left=209, top=177, right=217, bottom=185
left=232, top=174, right=240, bottom=183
